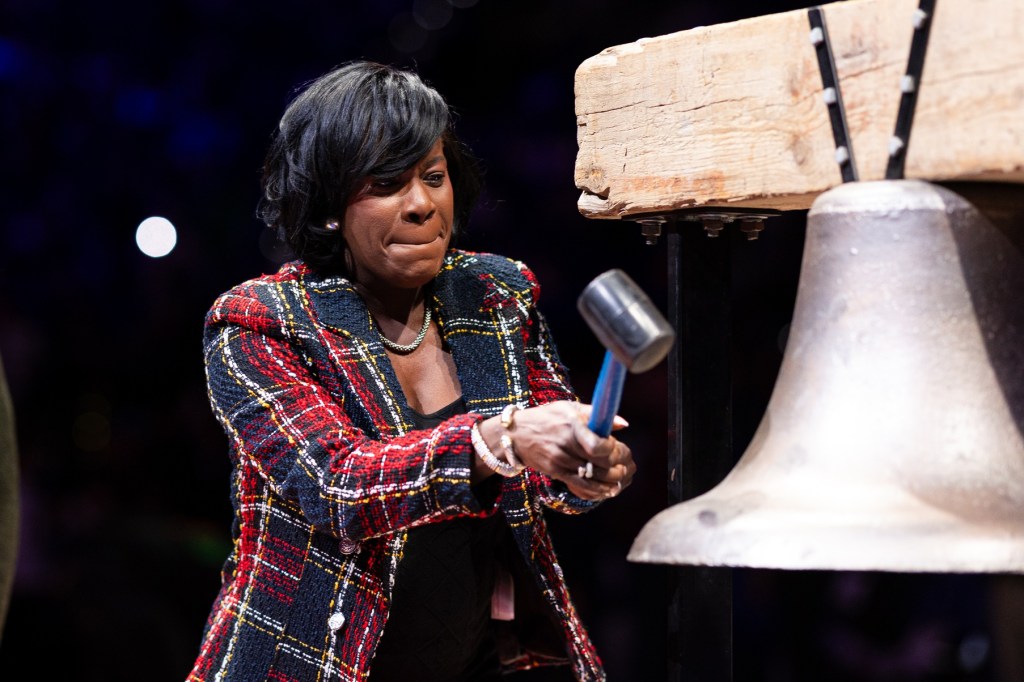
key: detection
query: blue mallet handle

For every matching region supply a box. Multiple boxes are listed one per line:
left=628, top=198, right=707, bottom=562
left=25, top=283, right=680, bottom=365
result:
left=588, top=350, right=628, bottom=437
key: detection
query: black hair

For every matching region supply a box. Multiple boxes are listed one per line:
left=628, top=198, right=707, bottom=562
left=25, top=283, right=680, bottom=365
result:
left=257, top=60, right=483, bottom=272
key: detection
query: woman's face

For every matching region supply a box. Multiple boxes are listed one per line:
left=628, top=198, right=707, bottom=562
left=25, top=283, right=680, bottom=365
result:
left=342, top=139, right=454, bottom=292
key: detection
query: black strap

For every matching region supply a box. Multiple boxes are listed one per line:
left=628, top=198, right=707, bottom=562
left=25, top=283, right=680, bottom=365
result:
left=885, top=0, right=938, bottom=179
left=808, top=6, right=858, bottom=183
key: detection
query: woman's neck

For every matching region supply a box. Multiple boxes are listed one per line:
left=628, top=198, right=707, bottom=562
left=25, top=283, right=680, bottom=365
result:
left=354, top=281, right=429, bottom=335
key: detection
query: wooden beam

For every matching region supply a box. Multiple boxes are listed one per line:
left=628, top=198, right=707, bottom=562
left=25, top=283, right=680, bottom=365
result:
left=574, top=0, right=1024, bottom=218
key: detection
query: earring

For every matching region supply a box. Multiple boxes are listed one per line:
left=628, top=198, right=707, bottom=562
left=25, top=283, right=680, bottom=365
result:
left=324, top=220, right=340, bottom=231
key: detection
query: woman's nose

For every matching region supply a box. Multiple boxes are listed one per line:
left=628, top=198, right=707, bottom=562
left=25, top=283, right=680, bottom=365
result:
left=402, top=179, right=435, bottom=225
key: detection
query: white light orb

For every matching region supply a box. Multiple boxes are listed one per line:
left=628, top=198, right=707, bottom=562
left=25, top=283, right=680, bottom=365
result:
left=135, top=216, right=177, bottom=258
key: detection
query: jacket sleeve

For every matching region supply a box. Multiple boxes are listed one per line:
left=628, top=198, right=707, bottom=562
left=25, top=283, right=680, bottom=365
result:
left=203, top=286, right=495, bottom=543
left=515, top=262, right=602, bottom=515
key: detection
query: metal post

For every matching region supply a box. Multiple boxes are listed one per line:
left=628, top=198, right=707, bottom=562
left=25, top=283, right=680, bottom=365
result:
left=666, top=222, right=733, bottom=681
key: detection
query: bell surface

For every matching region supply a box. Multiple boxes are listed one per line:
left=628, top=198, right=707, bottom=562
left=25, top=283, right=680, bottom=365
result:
left=630, top=180, right=1024, bottom=572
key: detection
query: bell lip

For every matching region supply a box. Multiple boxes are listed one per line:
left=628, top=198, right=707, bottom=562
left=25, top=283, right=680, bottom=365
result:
left=627, top=500, right=1024, bottom=573
left=625, top=550, right=1024, bottom=574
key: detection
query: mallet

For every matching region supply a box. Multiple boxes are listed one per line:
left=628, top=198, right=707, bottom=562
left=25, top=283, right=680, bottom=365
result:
left=578, top=269, right=676, bottom=437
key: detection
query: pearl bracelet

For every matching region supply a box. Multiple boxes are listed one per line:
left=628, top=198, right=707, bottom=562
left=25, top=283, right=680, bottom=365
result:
left=471, top=421, right=519, bottom=478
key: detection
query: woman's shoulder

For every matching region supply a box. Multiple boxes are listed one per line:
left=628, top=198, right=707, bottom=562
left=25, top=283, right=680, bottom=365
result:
left=443, top=249, right=540, bottom=292
left=206, top=260, right=313, bottom=326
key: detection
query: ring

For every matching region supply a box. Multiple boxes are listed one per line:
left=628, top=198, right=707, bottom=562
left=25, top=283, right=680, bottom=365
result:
left=578, top=465, right=587, bottom=478
left=584, top=462, right=594, bottom=479
left=617, top=481, right=622, bottom=491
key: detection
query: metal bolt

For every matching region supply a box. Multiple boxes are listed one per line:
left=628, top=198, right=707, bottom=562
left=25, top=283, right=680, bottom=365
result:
left=703, top=219, right=725, bottom=238
left=637, top=219, right=665, bottom=246
left=740, top=220, right=765, bottom=241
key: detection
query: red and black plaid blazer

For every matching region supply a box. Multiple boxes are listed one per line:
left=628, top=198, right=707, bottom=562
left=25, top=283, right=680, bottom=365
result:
left=187, top=250, right=606, bottom=681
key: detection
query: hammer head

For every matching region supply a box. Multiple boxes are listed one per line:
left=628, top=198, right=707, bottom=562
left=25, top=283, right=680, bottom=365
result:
left=578, top=269, right=676, bottom=374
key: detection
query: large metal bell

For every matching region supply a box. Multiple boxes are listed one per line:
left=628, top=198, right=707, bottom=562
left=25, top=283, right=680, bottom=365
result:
left=630, top=180, right=1024, bottom=572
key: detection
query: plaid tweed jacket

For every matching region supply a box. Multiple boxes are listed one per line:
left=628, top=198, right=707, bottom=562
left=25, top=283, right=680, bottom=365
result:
left=187, top=250, right=606, bottom=681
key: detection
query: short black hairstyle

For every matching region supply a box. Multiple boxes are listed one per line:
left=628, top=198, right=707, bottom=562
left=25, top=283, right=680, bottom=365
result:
left=257, top=61, right=483, bottom=272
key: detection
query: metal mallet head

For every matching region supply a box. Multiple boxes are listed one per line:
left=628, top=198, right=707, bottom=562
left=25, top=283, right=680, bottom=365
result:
left=578, top=269, right=675, bottom=374
left=578, top=269, right=675, bottom=436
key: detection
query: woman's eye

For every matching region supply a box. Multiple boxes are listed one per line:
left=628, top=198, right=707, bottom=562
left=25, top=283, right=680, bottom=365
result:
left=424, top=172, right=446, bottom=187
left=370, top=178, right=399, bottom=193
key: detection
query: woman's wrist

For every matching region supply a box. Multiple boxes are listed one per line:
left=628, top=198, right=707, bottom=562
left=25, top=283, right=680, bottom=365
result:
left=472, top=415, right=522, bottom=479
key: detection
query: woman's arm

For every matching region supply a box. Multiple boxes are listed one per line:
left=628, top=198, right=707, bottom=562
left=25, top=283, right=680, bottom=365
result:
left=203, top=292, right=494, bottom=543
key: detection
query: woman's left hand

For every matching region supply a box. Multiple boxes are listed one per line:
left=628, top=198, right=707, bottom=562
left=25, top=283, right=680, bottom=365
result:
left=562, top=415, right=635, bottom=501
left=476, top=400, right=635, bottom=501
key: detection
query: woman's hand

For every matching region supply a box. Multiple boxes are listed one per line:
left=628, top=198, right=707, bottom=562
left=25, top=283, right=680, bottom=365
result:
left=476, top=400, right=635, bottom=501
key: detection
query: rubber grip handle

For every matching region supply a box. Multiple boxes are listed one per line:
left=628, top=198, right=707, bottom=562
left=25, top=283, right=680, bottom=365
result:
left=588, top=350, right=627, bottom=437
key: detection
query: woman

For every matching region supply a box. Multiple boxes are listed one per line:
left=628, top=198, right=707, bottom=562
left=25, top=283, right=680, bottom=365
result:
left=188, top=61, right=635, bottom=682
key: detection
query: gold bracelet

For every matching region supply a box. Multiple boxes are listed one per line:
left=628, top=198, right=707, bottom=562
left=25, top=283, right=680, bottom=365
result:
left=500, top=404, right=519, bottom=429
left=499, top=433, right=521, bottom=469
left=471, top=422, right=518, bottom=478
left=499, top=404, right=522, bottom=469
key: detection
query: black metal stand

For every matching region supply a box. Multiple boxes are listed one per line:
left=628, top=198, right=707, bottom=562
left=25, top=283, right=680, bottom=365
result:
left=666, top=223, right=734, bottom=681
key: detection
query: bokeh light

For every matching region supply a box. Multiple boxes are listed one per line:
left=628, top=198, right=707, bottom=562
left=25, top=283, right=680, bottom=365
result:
left=135, top=216, right=177, bottom=258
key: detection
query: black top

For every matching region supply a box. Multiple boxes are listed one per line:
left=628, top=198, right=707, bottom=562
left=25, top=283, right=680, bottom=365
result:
left=369, top=398, right=503, bottom=682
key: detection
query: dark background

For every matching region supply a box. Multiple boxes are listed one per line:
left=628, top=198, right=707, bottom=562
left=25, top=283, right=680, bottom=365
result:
left=0, top=1, right=1012, bottom=680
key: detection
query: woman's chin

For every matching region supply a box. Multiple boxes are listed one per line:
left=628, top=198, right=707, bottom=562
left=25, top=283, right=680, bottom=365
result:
left=385, top=244, right=447, bottom=285
left=379, top=262, right=443, bottom=290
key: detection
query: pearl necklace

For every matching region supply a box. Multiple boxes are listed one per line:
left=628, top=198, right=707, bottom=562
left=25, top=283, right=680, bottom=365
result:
left=377, top=306, right=432, bottom=354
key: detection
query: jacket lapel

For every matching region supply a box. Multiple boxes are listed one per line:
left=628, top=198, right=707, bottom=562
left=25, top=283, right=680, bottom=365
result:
left=299, top=271, right=412, bottom=437
left=298, top=252, right=530, bottom=436
left=433, top=254, right=529, bottom=418
left=434, top=255, right=539, bottom=539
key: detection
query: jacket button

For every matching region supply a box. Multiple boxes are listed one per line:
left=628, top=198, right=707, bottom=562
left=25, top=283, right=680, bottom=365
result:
left=338, top=537, right=360, bottom=554
left=328, top=612, right=346, bottom=632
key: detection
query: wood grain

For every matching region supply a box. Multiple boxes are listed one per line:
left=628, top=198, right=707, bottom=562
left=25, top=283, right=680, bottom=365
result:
left=574, top=0, right=1024, bottom=218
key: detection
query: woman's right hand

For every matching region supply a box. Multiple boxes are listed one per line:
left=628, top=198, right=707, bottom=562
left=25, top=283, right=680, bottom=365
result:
left=475, top=400, right=635, bottom=501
